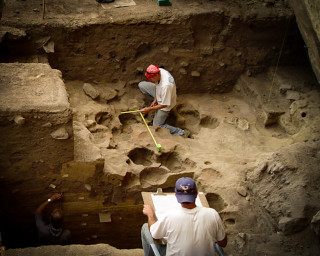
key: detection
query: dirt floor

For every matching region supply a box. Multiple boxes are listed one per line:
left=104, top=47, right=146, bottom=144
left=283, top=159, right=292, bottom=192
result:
left=1, top=0, right=320, bottom=256
left=64, top=65, right=320, bottom=255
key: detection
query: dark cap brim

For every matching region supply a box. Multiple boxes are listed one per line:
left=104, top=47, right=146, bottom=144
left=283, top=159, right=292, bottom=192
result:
left=176, top=193, right=196, bottom=203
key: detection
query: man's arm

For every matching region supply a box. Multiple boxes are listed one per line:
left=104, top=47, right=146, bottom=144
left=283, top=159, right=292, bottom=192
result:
left=35, top=193, right=62, bottom=213
left=217, top=234, right=227, bottom=248
left=140, top=104, right=167, bottom=114
left=142, top=205, right=157, bottom=227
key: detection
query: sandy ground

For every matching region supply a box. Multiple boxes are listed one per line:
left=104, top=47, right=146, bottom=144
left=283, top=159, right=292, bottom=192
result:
left=65, top=65, right=320, bottom=255
left=1, top=0, right=320, bottom=255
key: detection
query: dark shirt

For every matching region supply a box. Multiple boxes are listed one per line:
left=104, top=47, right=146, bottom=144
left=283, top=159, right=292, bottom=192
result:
left=35, top=212, right=71, bottom=245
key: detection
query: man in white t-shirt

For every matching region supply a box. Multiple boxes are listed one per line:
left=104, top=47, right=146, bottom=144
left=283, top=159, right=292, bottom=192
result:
left=138, top=64, right=188, bottom=137
left=141, top=177, right=227, bottom=256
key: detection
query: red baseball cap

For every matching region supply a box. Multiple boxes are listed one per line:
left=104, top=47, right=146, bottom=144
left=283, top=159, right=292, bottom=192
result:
left=145, top=64, right=160, bottom=79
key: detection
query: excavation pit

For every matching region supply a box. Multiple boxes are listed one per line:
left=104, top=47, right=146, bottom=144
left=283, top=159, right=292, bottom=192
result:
left=1, top=0, right=320, bottom=255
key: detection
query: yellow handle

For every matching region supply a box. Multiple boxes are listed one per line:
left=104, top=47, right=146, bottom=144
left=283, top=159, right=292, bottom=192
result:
left=121, top=110, right=141, bottom=114
left=139, top=112, right=158, bottom=148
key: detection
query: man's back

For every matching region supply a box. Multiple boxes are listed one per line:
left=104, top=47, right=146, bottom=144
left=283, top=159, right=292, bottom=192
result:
left=150, top=206, right=225, bottom=256
left=156, top=68, right=176, bottom=111
left=35, top=212, right=71, bottom=245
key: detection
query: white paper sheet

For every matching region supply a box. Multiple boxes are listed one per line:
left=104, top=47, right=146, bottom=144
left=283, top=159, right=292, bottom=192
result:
left=151, top=194, right=202, bottom=219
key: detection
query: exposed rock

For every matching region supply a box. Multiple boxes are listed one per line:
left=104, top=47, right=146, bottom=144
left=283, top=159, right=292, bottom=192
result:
left=191, top=71, right=200, bottom=77
left=227, top=117, right=250, bottom=131
left=100, top=87, right=118, bottom=101
left=311, top=211, right=320, bottom=236
left=83, top=83, right=100, bottom=100
left=247, top=141, right=320, bottom=242
left=179, top=68, right=187, bottom=75
left=234, top=83, right=241, bottom=92
left=279, top=83, right=292, bottom=94
left=267, top=162, right=285, bottom=175
left=289, top=0, right=320, bottom=83
left=14, top=115, right=25, bottom=125
left=0, top=63, right=70, bottom=118
left=289, top=100, right=308, bottom=115
left=85, top=120, right=96, bottom=128
left=42, top=122, right=52, bottom=128
left=73, top=121, right=102, bottom=162
left=104, top=150, right=131, bottom=177
left=88, top=124, right=108, bottom=133
left=161, top=46, right=169, bottom=53
left=238, top=232, right=246, bottom=239
left=0, top=26, right=26, bottom=42
left=278, top=216, right=309, bottom=235
left=84, top=184, right=92, bottom=191
left=237, top=187, right=247, bottom=197
left=99, top=212, right=112, bottom=223
left=43, top=40, right=55, bottom=53
left=180, top=61, right=189, bottom=67
left=235, top=233, right=246, bottom=251
left=136, top=67, right=144, bottom=72
left=50, top=127, right=69, bottom=140
left=286, top=90, right=300, bottom=101
left=49, top=184, right=56, bottom=189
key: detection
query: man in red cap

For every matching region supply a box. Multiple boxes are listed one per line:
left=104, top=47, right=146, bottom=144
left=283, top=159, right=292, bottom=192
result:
left=138, top=65, right=189, bottom=137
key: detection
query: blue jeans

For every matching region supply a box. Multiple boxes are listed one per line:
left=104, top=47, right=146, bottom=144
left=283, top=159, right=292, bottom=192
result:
left=138, top=81, right=184, bottom=136
left=141, top=223, right=167, bottom=256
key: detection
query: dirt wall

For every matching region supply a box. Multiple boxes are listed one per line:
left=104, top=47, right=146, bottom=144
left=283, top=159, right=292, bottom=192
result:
left=0, top=1, right=308, bottom=94
left=289, top=0, right=320, bottom=83
left=0, top=1, right=319, bottom=255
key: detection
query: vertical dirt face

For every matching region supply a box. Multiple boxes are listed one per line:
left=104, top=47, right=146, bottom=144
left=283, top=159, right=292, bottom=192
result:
left=1, top=1, right=320, bottom=255
left=47, top=18, right=305, bottom=95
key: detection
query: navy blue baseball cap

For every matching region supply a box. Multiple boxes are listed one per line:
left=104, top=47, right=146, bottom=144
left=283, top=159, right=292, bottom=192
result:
left=175, top=177, right=197, bottom=203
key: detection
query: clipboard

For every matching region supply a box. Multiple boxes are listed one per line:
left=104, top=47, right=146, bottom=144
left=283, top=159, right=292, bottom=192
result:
left=141, top=191, right=209, bottom=220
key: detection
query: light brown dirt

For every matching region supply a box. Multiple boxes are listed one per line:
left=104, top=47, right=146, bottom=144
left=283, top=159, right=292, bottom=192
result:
left=0, top=0, right=320, bottom=256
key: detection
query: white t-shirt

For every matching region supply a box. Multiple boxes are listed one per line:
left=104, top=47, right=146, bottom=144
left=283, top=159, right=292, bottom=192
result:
left=150, top=206, right=225, bottom=256
left=155, top=68, right=177, bottom=112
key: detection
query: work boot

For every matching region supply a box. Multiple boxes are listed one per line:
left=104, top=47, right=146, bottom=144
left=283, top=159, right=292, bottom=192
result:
left=182, top=129, right=191, bottom=138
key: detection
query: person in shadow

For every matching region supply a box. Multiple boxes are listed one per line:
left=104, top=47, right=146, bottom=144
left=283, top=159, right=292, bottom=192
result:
left=35, top=193, right=71, bottom=245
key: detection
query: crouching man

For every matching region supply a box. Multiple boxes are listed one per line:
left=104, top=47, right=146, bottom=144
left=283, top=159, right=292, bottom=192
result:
left=141, top=177, right=227, bottom=256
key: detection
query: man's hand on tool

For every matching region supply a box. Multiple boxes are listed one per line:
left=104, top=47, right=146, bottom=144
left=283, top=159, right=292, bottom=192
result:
left=140, top=107, right=151, bottom=114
